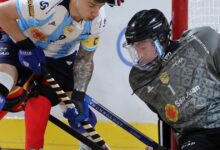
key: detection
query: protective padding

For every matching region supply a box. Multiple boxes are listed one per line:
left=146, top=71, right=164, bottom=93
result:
left=25, top=96, right=51, bottom=150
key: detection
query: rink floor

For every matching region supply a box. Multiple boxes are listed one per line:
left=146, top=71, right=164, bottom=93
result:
left=0, top=119, right=158, bottom=150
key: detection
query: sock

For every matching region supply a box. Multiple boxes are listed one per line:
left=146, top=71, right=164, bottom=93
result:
left=0, top=110, right=7, bottom=120
left=25, top=96, right=51, bottom=150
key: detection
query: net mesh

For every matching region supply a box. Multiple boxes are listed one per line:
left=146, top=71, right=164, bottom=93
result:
left=188, top=0, right=220, bottom=32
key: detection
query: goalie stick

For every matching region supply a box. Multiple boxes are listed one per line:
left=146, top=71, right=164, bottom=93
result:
left=85, top=95, right=169, bottom=150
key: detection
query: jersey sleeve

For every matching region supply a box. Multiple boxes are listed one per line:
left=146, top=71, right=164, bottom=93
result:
left=185, top=27, right=220, bottom=74
left=210, top=44, right=220, bottom=74
left=80, top=7, right=106, bottom=52
left=197, top=27, right=220, bottom=74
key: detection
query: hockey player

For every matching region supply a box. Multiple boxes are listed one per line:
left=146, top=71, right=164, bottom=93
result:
left=0, top=0, right=124, bottom=149
left=124, top=9, right=220, bottom=150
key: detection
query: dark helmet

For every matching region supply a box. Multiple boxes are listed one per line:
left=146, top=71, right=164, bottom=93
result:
left=125, top=9, right=170, bottom=45
left=106, top=0, right=115, bottom=6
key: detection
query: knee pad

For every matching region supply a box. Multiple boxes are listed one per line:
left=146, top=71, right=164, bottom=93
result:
left=0, top=72, right=14, bottom=97
left=2, top=87, right=26, bottom=112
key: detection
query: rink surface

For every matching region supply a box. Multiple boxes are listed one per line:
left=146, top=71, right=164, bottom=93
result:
left=0, top=118, right=157, bottom=150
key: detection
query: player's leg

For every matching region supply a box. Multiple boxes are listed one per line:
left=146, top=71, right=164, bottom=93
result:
left=0, top=32, right=20, bottom=114
left=24, top=79, right=59, bottom=150
left=25, top=95, right=52, bottom=150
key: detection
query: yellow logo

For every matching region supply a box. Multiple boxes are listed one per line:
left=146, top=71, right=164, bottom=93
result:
left=165, top=104, right=178, bottom=122
left=63, top=26, right=74, bottom=34
left=160, top=72, right=169, bottom=84
left=81, top=37, right=100, bottom=49
left=27, top=0, right=34, bottom=17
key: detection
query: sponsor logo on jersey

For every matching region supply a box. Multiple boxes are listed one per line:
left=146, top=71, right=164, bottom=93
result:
left=48, top=21, right=56, bottom=26
left=57, top=34, right=66, bottom=41
left=181, top=140, right=196, bottom=149
left=159, top=72, right=169, bottom=84
left=65, top=61, right=72, bottom=66
left=27, top=0, right=34, bottom=17
left=172, top=56, right=184, bottom=67
left=40, top=1, right=49, bottom=10
left=30, top=28, right=47, bottom=41
left=147, top=86, right=154, bottom=93
left=63, top=26, right=74, bottom=34
left=174, top=85, right=200, bottom=107
left=99, top=18, right=107, bottom=29
left=45, top=0, right=62, bottom=15
left=0, top=47, right=9, bottom=55
left=165, top=103, right=178, bottom=122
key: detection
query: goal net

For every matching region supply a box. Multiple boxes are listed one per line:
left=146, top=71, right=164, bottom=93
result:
left=189, top=0, right=220, bottom=32
left=172, top=0, right=220, bottom=40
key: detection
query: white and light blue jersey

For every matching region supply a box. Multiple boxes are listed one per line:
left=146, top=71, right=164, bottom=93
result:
left=16, top=0, right=106, bottom=58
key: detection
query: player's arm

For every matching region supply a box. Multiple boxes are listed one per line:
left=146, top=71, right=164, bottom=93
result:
left=0, top=0, right=26, bottom=41
left=73, top=48, right=94, bottom=92
left=63, top=47, right=95, bottom=122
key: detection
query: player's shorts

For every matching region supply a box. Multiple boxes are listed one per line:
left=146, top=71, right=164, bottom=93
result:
left=0, top=33, right=76, bottom=92
left=179, top=127, right=220, bottom=150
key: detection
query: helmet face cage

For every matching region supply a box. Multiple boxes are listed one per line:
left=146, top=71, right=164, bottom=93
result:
left=124, top=9, right=169, bottom=70
left=123, top=38, right=164, bottom=71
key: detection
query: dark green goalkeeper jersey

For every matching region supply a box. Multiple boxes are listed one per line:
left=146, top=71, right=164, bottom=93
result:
left=129, top=26, right=220, bottom=134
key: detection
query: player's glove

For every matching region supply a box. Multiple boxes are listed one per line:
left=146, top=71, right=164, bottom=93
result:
left=107, top=0, right=124, bottom=6
left=63, top=90, right=89, bottom=123
left=68, top=108, right=97, bottom=133
left=17, top=38, right=45, bottom=74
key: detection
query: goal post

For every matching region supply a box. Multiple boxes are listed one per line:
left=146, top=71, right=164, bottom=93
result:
left=172, top=0, right=188, bottom=40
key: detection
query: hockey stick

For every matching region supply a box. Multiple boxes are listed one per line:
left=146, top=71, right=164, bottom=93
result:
left=85, top=95, right=168, bottom=150
left=22, top=75, right=105, bottom=149
left=43, top=72, right=110, bottom=149
left=48, top=114, right=104, bottom=150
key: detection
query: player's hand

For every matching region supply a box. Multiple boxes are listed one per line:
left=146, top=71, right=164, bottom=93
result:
left=17, top=38, right=45, bottom=74
left=68, top=108, right=97, bottom=133
left=63, top=90, right=89, bottom=123
left=63, top=99, right=89, bottom=122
